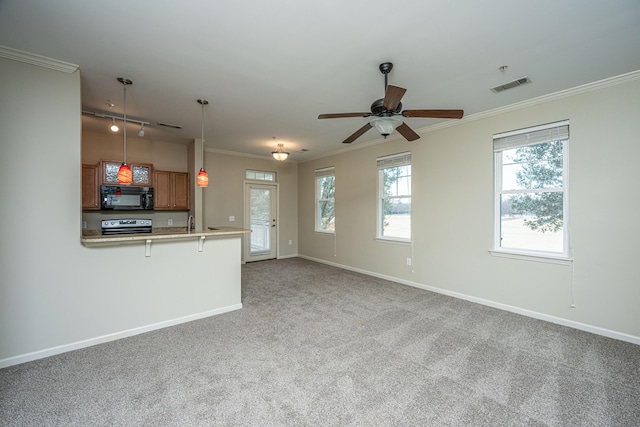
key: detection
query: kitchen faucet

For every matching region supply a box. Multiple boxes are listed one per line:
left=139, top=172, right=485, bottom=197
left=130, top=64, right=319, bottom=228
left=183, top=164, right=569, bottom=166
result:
left=188, top=215, right=194, bottom=232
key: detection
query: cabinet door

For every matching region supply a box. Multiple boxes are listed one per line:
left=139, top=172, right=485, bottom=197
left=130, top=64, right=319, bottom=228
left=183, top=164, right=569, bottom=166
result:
left=101, top=161, right=153, bottom=186
left=82, top=164, right=100, bottom=210
left=153, top=170, right=172, bottom=210
left=172, top=172, right=190, bottom=210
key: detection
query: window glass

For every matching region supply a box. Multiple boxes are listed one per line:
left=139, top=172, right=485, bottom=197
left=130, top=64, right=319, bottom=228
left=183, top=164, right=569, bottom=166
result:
left=315, top=168, right=335, bottom=233
left=246, top=170, right=275, bottom=181
left=377, top=153, right=411, bottom=241
left=494, top=121, right=568, bottom=256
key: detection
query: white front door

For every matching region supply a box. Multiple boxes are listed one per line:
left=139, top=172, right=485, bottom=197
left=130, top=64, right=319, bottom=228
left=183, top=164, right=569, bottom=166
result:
left=244, top=183, right=277, bottom=262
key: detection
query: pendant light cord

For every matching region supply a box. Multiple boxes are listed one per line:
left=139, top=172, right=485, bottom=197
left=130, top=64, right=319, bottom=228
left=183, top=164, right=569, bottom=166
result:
left=123, top=83, right=127, bottom=164
left=201, top=101, right=205, bottom=167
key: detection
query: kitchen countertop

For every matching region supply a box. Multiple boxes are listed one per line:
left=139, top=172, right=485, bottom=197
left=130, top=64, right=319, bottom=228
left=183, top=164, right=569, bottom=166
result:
left=81, top=226, right=250, bottom=247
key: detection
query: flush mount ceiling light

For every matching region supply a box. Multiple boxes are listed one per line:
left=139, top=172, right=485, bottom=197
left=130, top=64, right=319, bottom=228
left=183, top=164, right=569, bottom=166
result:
left=271, top=137, right=289, bottom=161
left=110, top=118, right=119, bottom=132
left=117, top=77, right=133, bottom=185
left=197, top=99, right=209, bottom=187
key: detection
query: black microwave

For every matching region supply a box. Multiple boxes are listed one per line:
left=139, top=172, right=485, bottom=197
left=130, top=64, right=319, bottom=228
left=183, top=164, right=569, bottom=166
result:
left=100, top=185, right=154, bottom=210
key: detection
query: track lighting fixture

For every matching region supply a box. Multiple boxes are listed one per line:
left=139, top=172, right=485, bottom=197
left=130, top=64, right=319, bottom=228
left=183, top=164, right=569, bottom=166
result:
left=197, top=99, right=209, bottom=187
left=110, top=118, right=119, bottom=132
left=138, top=124, right=145, bottom=137
left=117, top=77, right=133, bottom=185
left=271, top=137, right=289, bottom=161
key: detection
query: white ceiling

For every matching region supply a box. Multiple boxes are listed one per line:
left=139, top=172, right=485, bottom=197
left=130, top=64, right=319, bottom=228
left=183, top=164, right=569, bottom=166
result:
left=1, top=0, right=640, bottom=161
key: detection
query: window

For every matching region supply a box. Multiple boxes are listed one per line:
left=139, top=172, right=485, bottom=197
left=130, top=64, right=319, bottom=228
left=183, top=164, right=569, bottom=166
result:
left=246, top=170, right=275, bottom=181
left=377, top=152, right=411, bottom=241
left=315, top=167, right=335, bottom=233
left=494, top=120, right=569, bottom=257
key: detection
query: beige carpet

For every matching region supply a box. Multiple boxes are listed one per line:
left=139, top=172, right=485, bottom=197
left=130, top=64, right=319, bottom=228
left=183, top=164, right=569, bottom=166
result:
left=1, top=257, right=639, bottom=426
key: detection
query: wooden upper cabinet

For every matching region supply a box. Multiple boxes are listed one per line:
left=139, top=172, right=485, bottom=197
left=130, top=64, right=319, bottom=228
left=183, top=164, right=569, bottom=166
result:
left=82, top=164, right=100, bottom=210
left=172, top=172, right=190, bottom=210
left=101, top=160, right=153, bottom=186
left=153, top=170, right=190, bottom=211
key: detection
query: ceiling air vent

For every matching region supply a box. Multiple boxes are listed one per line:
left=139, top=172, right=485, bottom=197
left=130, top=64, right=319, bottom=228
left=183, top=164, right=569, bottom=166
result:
left=490, top=76, right=532, bottom=93
left=157, top=122, right=183, bottom=129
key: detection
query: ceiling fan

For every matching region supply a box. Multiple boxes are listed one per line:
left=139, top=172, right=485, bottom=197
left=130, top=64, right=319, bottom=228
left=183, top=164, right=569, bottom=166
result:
left=318, top=62, right=464, bottom=143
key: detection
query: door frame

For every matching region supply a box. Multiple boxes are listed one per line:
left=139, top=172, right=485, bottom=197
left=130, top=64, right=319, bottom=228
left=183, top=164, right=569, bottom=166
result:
left=243, top=181, right=279, bottom=262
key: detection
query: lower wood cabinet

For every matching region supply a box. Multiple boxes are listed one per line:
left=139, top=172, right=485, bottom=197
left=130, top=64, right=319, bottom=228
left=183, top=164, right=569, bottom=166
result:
left=82, top=164, right=100, bottom=210
left=153, top=171, right=190, bottom=210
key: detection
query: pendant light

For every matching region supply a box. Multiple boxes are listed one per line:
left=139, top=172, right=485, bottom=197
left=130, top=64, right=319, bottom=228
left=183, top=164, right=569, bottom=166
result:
left=197, top=99, right=209, bottom=187
left=117, top=77, right=133, bottom=185
left=271, top=137, right=289, bottom=161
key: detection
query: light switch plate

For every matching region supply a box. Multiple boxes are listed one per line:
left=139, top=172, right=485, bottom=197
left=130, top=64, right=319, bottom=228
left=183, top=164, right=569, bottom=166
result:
left=229, top=216, right=235, bottom=222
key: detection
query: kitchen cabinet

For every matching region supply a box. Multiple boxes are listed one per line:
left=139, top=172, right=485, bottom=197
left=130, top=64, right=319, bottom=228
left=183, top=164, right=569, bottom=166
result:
left=101, top=160, right=153, bottom=186
left=82, top=164, right=100, bottom=210
left=154, top=170, right=190, bottom=210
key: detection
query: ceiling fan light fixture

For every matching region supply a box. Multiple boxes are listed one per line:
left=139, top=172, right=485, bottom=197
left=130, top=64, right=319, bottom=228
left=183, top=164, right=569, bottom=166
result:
left=370, top=117, right=402, bottom=138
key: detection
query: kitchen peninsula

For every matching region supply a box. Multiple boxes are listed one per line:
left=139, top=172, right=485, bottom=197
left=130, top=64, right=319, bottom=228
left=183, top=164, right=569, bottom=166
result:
left=76, top=226, right=251, bottom=365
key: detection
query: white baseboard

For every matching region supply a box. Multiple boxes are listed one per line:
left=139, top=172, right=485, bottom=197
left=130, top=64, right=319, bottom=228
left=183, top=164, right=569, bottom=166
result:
left=0, top=303, right=242, bottom=369
left=298, top=255, right=640, bottom=346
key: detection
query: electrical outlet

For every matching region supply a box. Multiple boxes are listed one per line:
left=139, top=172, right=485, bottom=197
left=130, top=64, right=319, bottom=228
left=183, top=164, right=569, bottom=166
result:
left=82, top=221, right=87, bottom=229
left=289, top=240, right=293, bottom=245
left=168, top=219, right=173, bottom=226
left=229, top=216, right=235, bottom=222
left=406, top=257, right=412, bottom=266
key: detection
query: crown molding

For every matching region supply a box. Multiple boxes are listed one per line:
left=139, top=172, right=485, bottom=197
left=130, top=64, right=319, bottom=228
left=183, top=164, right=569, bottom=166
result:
left=0, top=45, right=78, bottom=73
left=420, top=69, right=640, bottom=134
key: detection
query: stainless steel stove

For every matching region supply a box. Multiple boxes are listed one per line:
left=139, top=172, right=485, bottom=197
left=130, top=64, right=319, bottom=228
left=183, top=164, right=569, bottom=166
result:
left=101, top=218, right=153, bottom=235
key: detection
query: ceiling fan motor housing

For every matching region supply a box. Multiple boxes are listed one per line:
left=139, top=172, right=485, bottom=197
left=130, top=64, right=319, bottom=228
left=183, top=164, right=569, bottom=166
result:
left=371, top=98, right=402, bottom=116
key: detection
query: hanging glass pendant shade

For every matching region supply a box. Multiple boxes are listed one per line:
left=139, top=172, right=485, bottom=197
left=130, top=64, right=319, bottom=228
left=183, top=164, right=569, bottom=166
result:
left=117, top=163, right=132, bottom=184
left=197, top=168, right=209, bottom=187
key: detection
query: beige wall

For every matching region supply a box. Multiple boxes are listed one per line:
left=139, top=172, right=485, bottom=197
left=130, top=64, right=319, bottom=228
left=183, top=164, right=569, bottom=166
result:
left=204, top=151, right=299, bottom=259
left=82, top=130, right=189, bottom=172
left=298, top=78, right=640, bottom=342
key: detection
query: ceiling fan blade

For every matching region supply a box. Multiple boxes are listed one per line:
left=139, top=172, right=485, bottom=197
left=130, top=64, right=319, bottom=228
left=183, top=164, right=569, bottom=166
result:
left=383, top=85, right=407, bottom=111
left=402, top=109, right=464, bottom=119
left=318, top=112, right=371, bottom=119
left=343, top=123, right=373, bottom=144
left=396, top=122, right=420, bottom=142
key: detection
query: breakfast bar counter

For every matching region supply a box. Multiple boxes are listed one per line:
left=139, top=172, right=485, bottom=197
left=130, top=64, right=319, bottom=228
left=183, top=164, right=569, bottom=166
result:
left=81, top=226, right=250, bottom=247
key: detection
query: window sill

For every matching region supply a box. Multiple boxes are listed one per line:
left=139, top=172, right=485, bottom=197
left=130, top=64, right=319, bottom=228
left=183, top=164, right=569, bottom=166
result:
left=374, top=237, right=412, bottom=246
left=314, top=230, right=335, bottom=235
left=489, top=249, right=572, bottom=265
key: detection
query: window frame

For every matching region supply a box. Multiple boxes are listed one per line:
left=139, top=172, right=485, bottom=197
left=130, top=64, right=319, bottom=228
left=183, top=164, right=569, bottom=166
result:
left=492, top=120, right=571, bottom=262
left=376, top=152, right=412, bottom=243
left=315, top=167, right=335, bottom=234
